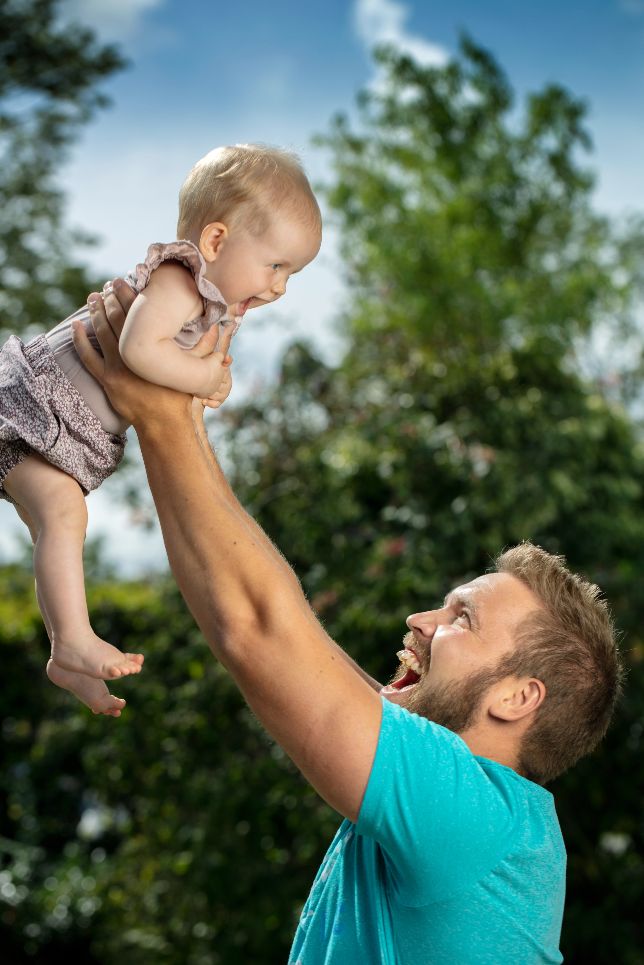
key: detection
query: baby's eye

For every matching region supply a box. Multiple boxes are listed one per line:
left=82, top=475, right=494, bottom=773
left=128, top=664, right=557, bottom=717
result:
left=271, top=263, right=282, bottom=271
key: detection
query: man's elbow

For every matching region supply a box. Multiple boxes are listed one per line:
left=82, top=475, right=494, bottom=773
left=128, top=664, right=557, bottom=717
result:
left=208, top=611, right=265, bottom=664
left=209, top=602, right=291, bottom=664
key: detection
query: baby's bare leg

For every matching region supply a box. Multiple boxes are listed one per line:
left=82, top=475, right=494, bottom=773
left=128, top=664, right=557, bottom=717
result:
left=15, top=503, right=126, bottom=717
left=4, top=454, right=144, bottom=680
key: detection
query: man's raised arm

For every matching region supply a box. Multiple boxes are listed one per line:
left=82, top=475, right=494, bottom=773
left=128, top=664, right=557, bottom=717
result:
left=74, top=283, right=384, bottom=822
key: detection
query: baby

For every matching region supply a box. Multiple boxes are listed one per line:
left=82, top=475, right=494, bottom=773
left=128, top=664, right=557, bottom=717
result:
left=0, top=144, right=322, bottom=717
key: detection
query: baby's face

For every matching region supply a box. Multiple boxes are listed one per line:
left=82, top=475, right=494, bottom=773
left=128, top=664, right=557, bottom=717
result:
left=207, top=212, right=321, bottom=321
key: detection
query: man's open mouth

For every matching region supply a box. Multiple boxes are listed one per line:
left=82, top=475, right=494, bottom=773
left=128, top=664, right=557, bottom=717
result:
left=382, top=648, right=422, bottom=693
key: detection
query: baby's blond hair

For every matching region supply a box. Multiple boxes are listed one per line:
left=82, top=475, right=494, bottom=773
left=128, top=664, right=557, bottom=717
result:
left=177, top=143, right=321, bottom=240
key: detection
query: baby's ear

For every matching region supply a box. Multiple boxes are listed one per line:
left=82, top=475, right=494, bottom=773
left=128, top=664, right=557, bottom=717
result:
left=199, top=222, right=228, bottom=262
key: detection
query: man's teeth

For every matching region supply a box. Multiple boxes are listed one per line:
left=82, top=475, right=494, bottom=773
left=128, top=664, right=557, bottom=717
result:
left=396, top=649, right=422, bottom=675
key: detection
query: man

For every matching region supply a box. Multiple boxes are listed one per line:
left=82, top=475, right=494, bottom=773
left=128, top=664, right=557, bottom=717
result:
left=74, top=281, right=622, bottom=964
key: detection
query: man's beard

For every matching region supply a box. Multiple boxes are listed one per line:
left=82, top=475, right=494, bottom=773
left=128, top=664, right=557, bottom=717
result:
left=394, top=662, right=508, bottom=734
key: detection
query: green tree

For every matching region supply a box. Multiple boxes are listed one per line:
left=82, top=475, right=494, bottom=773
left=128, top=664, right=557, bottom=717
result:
left=318, top=37, right=644, bottom=371
left=0, top=567, right=336, bottom=964
left=0, top=0, right=125, bottom=338
left=3, top=34, right=644, bottom=965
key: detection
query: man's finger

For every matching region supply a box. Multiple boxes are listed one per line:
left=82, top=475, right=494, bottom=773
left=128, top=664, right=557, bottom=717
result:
left=190, top=326, right=220, bottom=359
left=88, top=292, right=123, bottom=365
left=216, top=325, right=234, bottom=358
left=110, top=278, right=137, bottom=314
left=72, top=297, right=106, bottom=382
left=101, top=280, right=134, bottom=339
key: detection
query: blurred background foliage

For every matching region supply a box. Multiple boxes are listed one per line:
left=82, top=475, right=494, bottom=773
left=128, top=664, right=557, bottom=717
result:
left=1, top=3, right=644, bottom=962
left=0, top=0, right=124, bottom=339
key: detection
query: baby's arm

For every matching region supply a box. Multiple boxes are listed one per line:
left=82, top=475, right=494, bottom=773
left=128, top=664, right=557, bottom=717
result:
left=119, top=263, right=229, bottom=397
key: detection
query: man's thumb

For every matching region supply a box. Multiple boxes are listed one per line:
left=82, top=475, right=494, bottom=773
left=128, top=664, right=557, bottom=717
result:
left=191, top=326, right=220, bottom=358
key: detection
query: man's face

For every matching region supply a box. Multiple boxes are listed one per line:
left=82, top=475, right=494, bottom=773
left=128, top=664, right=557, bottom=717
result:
left=380, top=573, right=540, bottom=732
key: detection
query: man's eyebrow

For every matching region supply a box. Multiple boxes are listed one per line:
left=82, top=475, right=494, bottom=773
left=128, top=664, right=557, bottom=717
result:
left=444, top=591, right=479, bottom=625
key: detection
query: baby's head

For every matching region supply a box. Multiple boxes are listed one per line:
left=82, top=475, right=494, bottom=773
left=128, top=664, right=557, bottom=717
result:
left=177, top=144, right=322, bottom=319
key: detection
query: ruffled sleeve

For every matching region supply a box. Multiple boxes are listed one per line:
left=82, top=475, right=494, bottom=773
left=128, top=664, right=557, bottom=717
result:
left=125, top=239, right=241, bottom=344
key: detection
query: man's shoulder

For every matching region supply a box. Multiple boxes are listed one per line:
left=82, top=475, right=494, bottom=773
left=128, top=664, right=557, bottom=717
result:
left=371, top=699, right=497, bottom=812
left=380, top=698, right=476, bottom=761
left=359, top=699, right=565, bottom=915
left=376, top=699, right=556, bottom=824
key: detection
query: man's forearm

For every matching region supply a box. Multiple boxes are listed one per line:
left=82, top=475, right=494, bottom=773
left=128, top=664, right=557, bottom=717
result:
left=193, top=412, right=383, bottom=691
left=134, top=405, right=282, bottom=654
left=192, top=410, right=305, bottom=599
left=193, top=407, right=382, bottom=690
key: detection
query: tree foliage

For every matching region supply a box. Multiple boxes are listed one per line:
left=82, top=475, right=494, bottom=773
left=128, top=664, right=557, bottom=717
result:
left=0, top=0, right=125, bottom=338
left=2, top=33, right=644, bottom=965
left=317, top=38, right=644, bottom=394
left=0, top=567, right=336, bottom=964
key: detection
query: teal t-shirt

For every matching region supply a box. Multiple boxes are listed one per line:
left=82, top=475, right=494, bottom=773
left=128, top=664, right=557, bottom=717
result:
left=289, top=698, right=565, bottom=964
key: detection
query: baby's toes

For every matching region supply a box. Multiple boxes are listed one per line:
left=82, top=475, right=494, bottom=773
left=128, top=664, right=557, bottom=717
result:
left=94, top=695, right=126, bottom=717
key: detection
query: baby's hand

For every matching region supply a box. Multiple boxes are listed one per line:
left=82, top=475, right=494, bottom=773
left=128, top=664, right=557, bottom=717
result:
left=188, top=325, right=234, bottom=399
left=199, top=350, right=233, bottom=398
left=199, top=364, right=233, bottom=409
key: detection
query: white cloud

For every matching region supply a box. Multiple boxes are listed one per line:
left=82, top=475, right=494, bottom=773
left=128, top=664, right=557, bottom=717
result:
left=354, top=0, right=448, bottom=66
left=60, top=0, right=164, bottom=40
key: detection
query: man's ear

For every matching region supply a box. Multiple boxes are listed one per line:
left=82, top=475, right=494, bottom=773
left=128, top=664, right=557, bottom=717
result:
left=199, top=222, right=228, bottom=262
left=489, top=676, right=546, bottom=723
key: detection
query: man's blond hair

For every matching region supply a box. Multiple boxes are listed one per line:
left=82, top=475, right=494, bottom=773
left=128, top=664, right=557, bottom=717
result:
left=177, top=144, right=321, bottom=239
left=494, top=542, right=623, bottom=784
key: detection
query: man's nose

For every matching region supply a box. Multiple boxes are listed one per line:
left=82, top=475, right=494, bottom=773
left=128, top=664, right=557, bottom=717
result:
left=406, top=607, right=453, bottom=639
left=406, top=611, right=440, bottom=640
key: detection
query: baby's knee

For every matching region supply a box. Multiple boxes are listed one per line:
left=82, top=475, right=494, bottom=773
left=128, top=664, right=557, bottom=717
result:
left=43, top=491, right=88, bottom=532
left=27, top=477, right=88, bottom=534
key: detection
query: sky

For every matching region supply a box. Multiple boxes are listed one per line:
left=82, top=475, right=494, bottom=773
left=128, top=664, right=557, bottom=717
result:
left=2, top=0, right=644, bottom=573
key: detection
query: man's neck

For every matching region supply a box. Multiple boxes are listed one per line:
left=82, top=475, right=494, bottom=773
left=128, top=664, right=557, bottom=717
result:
left=458, top=722, right=523, bottom=775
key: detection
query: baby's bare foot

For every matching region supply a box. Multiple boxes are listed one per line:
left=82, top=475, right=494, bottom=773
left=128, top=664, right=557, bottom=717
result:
left=46, top=659, right=126, bottom=717
left=51, top=631, right=144, bottom=680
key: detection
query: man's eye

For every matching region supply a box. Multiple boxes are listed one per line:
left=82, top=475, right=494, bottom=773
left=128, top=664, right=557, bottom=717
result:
left=454, top=612, right=470, bottom=626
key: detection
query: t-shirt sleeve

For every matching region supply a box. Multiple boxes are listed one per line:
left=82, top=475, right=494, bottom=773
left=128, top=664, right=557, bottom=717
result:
left=356, top=699, right=517, bottom=907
